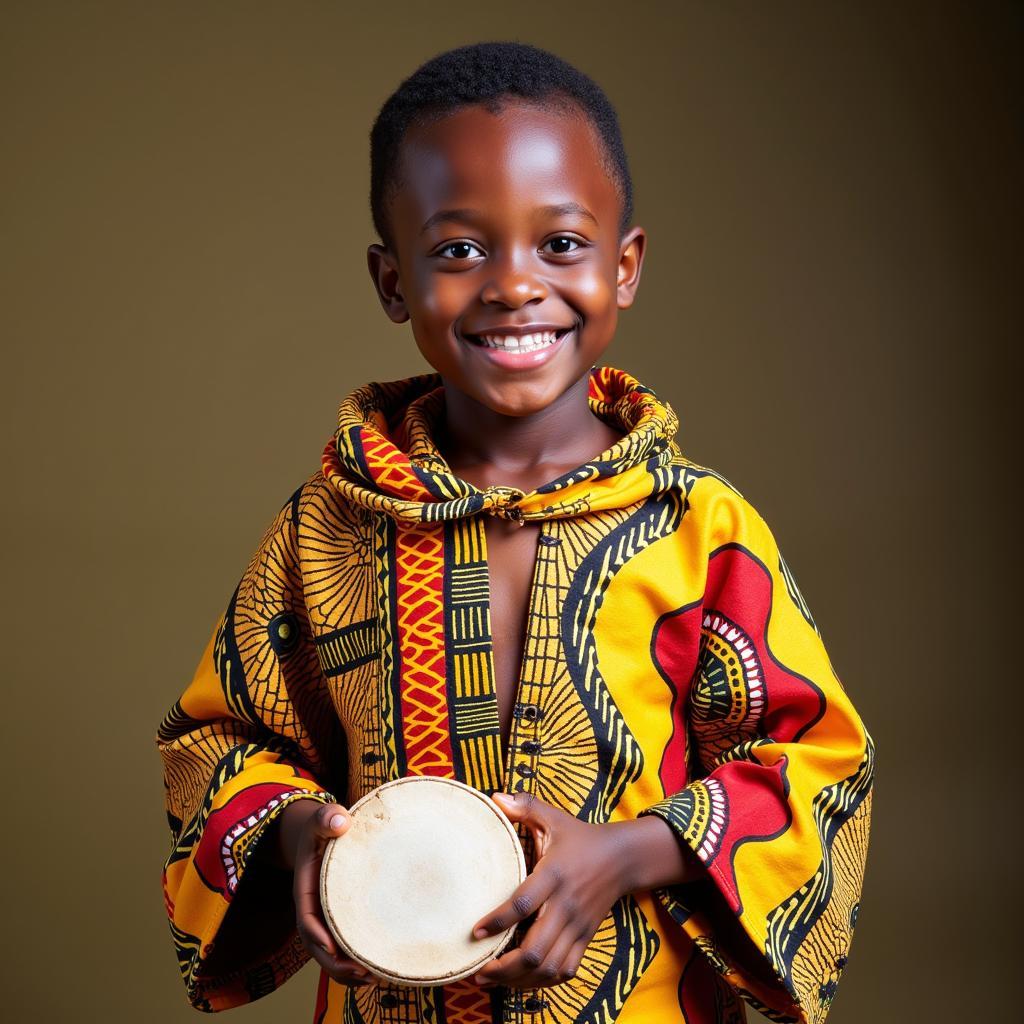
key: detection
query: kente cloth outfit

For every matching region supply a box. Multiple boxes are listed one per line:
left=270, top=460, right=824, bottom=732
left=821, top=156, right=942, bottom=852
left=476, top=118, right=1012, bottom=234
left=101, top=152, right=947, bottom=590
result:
left=156, top=366, right=875, bottom=1024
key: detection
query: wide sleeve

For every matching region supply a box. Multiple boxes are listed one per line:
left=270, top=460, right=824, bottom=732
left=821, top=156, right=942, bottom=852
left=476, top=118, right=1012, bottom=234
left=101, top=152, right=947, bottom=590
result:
left=637, top=486, right=875, bottom=1023
left=155, top=484, right=348, bottom=1012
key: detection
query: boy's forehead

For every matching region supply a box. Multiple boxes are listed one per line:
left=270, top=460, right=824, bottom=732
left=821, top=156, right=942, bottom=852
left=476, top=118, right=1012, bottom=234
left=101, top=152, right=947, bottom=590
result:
left=392, top=102, right=618, bottom=235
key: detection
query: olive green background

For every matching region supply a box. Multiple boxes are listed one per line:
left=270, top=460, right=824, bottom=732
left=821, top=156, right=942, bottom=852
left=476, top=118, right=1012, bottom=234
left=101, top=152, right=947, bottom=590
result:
left=3, top=2, right=1020, bottom=1021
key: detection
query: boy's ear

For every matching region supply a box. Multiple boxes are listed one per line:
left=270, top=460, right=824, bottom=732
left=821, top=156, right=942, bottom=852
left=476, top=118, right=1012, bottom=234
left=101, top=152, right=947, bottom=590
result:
left=616, top=226, right=647, bottom=310
left=366, top=244, right=410, bottom=324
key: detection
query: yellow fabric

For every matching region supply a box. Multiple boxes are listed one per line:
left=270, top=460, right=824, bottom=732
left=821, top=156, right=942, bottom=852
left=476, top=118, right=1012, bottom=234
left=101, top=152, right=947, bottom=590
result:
left=156, top=366, right=874, bottom=1022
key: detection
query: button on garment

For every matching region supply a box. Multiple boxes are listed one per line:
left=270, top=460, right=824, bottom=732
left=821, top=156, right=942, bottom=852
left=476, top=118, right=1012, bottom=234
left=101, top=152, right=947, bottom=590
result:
left=517, top=703, right=541, bottom=722
left=156, top=366, right=875, bottom=1024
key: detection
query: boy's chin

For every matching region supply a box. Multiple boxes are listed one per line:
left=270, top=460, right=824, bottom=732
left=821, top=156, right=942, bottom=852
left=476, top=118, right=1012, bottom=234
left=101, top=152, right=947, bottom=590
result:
left=417, top=331, right=612, bottom=416
left=444, top=366, right=598, bottom=420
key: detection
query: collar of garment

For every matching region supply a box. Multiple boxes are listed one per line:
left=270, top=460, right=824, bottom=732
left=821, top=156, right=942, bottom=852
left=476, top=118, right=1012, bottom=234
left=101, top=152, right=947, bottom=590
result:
left=320, top=365, right=683, bottom=524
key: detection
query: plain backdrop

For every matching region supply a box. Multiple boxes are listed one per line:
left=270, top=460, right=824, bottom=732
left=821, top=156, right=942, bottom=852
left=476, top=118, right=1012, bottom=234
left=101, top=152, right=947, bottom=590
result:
left=2, top=2, right=1021, bottom=1021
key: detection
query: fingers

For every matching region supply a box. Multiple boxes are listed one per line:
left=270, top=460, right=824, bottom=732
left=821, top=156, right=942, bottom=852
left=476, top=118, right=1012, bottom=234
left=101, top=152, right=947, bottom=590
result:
left=294, top=803, right=354, bottom=968
left=492, top=791, right=544, bottom=827
left=310, top=801, right=353, bottom=840
left=295, top=889, right=337, bottom=956
left=472, top=864, right=560, bottom=939
left=560, top=936, right=590, bottom=982
left=473, top=896, right=570, bottom=987
left=306, top=941, right=375, bottom=987
left=533, top=924, right=582, bottom=987
left=561, top=937, right=593, bottom=978
left=294, top=803, right=351, bottom=917
left=492, top=792, right=563, bottom=858
left=477, top=924, right=591, bottom=990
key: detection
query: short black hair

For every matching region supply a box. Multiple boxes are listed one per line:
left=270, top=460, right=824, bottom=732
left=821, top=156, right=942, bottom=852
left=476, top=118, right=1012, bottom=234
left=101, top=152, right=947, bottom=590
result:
left=369, top=41, right=634, bottom=251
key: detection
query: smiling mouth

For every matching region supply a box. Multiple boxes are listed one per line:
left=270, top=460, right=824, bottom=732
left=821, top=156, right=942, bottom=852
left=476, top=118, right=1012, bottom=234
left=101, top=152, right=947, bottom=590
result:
left=462, top=327, right=573, bottom=353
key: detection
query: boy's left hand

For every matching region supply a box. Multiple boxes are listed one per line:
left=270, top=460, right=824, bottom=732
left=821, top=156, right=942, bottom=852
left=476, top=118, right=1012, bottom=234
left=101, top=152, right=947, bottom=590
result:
left=470, top=791, right=632, bottom=990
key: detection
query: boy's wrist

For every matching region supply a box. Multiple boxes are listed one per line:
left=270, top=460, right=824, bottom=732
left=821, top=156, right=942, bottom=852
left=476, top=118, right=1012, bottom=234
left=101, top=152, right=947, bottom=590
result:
left=615, top=816, right=706, bottom=894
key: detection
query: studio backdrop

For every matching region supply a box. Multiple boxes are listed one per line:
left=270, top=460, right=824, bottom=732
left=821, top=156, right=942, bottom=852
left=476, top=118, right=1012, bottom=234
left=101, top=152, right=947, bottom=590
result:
left=2, top=3, right=1020, bottom=1022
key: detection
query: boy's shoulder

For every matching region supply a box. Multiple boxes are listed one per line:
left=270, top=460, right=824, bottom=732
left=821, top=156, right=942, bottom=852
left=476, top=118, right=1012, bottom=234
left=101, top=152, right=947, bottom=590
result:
left=668, top=449, right=782, bottom=554
left=670, top=450, right=746, bottom=503
left=290, top=465, right=379, bottom=533
left=247, top=469, right=343, bottom=548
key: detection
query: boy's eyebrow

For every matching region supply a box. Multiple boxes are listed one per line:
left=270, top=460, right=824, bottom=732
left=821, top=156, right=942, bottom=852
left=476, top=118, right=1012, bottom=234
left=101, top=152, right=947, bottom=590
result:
left=539, top=202, right=599, bottom=226
left=419, top=202, right=598, bottom=235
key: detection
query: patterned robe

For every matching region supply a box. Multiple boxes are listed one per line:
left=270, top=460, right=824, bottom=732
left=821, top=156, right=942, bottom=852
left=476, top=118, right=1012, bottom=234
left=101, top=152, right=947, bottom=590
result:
left=156, top=365, right=874, bottom=1023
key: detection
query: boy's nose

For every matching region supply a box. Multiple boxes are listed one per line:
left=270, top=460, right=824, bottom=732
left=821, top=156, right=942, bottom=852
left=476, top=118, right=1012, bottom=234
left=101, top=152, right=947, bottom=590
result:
left=479, top=265, right=547, bottom=307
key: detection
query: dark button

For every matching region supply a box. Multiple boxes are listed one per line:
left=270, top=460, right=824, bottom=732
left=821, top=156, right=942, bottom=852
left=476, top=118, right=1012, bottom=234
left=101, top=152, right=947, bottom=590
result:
left=515, top=763, right=535, bottom=778
left=523, top=996, right=546, bottom=1012
left=361, top=751, right=383, bottom=765
left=521, top=740, right=542, bottom=755
left=379, top=993, right=399, bottom=1008
left=267, top=612, right=299, bottom=656
left=517, top=703, right=541, bottom=722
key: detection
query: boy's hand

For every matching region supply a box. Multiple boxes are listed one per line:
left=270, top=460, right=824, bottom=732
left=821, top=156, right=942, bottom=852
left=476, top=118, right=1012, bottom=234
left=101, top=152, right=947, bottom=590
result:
left=277, top=800, right=375, bottom=988
left=469, top=792, right=633, bottom=990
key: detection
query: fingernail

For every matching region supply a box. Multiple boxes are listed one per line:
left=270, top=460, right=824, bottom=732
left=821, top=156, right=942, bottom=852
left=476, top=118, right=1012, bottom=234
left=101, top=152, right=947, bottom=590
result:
left=492, top=793, right=512, bottom=805
left=329, top=813, right=347, bottom=830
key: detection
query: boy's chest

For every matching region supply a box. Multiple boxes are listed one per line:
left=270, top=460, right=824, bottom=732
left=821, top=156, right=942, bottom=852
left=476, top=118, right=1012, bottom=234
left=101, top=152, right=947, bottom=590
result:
left=302, top=482, right=704, bottom=802
left=481, top=518, right=541, bottom=765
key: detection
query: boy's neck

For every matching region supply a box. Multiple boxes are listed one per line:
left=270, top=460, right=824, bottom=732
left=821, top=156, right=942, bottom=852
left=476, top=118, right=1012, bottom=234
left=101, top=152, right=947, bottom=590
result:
left=436, top=372, right=624, bottom=487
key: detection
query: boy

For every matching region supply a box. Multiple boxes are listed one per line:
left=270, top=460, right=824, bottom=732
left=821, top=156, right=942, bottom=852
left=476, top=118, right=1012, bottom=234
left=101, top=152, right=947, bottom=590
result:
left=156, top=41, right=874, bottom=1024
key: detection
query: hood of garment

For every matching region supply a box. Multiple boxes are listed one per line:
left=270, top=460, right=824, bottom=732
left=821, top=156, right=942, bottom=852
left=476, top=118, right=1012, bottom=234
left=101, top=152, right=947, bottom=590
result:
left=320, top=364, right=683, bottom=524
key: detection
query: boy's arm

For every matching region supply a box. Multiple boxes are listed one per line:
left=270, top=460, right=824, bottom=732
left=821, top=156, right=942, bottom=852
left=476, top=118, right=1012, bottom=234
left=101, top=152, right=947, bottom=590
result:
left=156, top=484, right=347, bottom=1012
left=635, top=482, right=875, bottom=1024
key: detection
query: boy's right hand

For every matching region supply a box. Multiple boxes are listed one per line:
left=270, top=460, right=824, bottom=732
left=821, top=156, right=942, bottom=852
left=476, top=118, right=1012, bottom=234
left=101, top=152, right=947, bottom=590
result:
left=278, top=800, right=374, bottom=987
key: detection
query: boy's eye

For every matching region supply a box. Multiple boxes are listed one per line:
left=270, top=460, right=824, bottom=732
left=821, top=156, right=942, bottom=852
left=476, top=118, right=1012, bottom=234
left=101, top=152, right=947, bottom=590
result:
left=543, top=236, right=582, bottom=255
left=437, top=241, right=484, bottom=260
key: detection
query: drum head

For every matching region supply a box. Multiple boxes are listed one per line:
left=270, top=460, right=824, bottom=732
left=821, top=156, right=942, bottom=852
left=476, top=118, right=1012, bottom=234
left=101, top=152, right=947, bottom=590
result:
left=319, top=776, right=526, bottom=986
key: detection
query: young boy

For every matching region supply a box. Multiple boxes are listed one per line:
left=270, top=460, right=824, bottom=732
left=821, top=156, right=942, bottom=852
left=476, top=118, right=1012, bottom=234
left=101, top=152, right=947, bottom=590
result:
left=156, top=41, right=874, bottom=1024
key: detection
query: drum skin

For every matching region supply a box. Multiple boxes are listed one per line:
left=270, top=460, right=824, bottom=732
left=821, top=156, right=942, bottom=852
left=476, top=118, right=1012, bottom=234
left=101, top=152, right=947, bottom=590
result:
left=319, top=776, right=527, bottom=986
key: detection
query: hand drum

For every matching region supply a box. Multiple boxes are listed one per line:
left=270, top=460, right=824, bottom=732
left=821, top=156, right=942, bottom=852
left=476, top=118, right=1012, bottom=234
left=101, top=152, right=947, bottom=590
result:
left=319, top=775, right=527, bottom=986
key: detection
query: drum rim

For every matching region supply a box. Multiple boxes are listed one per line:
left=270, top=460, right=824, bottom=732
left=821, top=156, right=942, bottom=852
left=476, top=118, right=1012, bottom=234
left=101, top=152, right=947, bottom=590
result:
left=319, top=776, right=527, bottom=986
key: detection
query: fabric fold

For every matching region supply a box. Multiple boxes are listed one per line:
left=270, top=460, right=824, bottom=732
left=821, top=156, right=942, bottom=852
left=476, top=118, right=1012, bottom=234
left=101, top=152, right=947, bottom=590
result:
left=636, top=498, right=874, bottom=1023
left=156, top=364, right=874, bottom=1023
left=320, top=365, right=683, bottom=523
left=156, top=489, right=347, bottom=1010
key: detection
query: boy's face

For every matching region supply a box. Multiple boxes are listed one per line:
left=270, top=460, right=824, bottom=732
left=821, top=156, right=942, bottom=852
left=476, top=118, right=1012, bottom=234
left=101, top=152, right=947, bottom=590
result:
left=367, top=99, right=646, bottom=419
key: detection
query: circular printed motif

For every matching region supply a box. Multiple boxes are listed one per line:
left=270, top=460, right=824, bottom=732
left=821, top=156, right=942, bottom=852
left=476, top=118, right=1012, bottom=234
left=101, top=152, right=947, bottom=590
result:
left=688, top=611, right=766, bottom=764
left=676, top=778, right=729, bottom=866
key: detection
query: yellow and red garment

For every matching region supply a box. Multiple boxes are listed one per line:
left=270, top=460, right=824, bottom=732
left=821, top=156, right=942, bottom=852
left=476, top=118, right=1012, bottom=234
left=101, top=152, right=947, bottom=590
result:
left=156, top=365, right=874, bottom=1023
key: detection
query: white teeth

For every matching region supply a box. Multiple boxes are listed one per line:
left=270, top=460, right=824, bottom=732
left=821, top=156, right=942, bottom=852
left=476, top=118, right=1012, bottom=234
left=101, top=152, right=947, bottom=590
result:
left=475, top=329, right=563, bottom=353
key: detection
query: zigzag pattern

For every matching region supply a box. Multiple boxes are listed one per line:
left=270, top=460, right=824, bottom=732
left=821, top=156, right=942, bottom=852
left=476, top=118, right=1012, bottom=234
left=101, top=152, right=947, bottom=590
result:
left=441, top=980, right=494, bottom=1024
left=362, top=429, right=433, bottom=501
left=394, top=524, right=455, bottom=776
left=374, top=514, right=402, bottom=785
